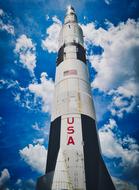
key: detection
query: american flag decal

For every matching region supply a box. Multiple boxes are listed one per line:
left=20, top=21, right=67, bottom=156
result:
left=64, top=69, right=77, bottom=76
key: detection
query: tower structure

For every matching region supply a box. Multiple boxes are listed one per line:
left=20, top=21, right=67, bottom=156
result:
left=36, top=6, right=116, bottom=190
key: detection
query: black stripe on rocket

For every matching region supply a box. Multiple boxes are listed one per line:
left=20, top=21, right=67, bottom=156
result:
left=46, top=116, right=61, bottom=174
left=81, top=114, right=116, bottom=190
left=56, top=42, right=86, bottom=66
left=36, top=116, right=61, bottom=190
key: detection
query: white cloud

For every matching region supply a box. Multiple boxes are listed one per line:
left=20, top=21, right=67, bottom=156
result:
left=16, top=179, right=22, bottom=185
left=14, top=93, right=21, bottom=102
left=99, top=119, right=139, bottom=174
left=104, top=0, right=112, bottom=5
left=0, top=168, right=10, bottom=187
left=29, top=72, right=54, bottom=113
left=0, top=79, right=36, bottom=110
left=0, top=77, right=52, bottom=112
left=112, top=177, right=137, bottom=190
left=32, top=122, right=50, bottom=137
left=16, top=178, right=35, bottom=190
left=0, top=9, right=4, bottom=16
left=41, top=16, right=62, bottom=53
left=0, top=79, right=20, bottom=90
left=14, top=34, right=36, bottom=75
left=82, top=19, right=139, bottom=117
left=32, top=123, right=41, bottom=131
left=13, top=90, right=39, bottom=111
left=0, top=20, right=15, bottom=35
left=81, top=19, right=139, bottom=94
left=46, top=14, right=49, bottom=20
left=33, top=138, right=44, bottom=145
left=0, top=8, right=14, bottom=35
left=19, top=144, right=47, bottom=174
left=108, top=91, right=136, bottom=118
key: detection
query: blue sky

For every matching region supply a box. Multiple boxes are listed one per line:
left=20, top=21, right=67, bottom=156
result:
left=0, top=0, right=139, bottom=189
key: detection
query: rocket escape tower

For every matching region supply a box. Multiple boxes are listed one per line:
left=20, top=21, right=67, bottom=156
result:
left=36, top=6, right=116, bottom=190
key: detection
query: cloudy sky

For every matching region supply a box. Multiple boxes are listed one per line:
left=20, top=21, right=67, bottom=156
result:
left=0, top=0, right=139, bottom=189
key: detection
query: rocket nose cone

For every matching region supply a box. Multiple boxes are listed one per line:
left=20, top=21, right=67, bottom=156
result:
left=66, top=5, right=75, bottom=15
left=64, top=5, right=77, bottom=24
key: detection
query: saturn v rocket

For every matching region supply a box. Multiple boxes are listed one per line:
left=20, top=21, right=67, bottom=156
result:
left=36, top=6, right=116, bottom=190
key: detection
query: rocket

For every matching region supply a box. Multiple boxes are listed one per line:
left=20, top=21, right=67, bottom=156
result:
left=36, top=6, right=116, bottom=190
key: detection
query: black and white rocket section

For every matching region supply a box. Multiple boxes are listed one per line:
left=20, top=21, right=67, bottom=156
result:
left=36, top=6, right=116, bottom=190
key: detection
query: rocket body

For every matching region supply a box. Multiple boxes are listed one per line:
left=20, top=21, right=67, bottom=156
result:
left=36, top=6, right=116, bottom=190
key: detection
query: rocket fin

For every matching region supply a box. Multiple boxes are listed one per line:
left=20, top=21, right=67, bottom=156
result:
left=36, top=117, right=61, bottom=190
left=46, top=116, right=61, bottom=174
